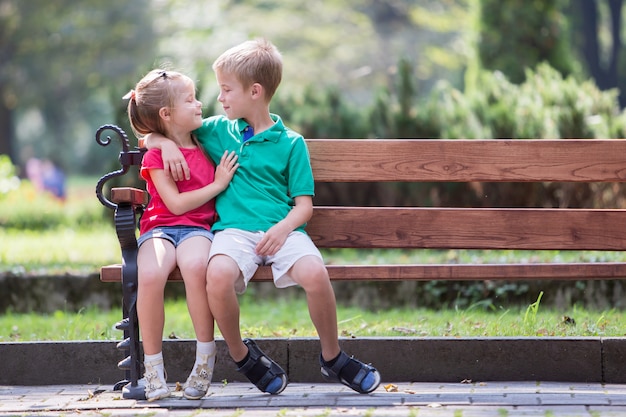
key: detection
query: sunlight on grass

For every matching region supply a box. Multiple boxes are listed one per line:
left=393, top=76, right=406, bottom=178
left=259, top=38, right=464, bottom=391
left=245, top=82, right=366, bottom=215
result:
left=2, top=297, right=625, bottom=342
left=0, top=226, right=121, bottom=274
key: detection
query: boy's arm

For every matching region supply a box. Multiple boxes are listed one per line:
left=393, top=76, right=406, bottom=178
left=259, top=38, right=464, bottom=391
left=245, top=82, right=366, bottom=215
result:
left=143, top=133, right=190, bottom=181
left=255, top=195, right=313, bottom=256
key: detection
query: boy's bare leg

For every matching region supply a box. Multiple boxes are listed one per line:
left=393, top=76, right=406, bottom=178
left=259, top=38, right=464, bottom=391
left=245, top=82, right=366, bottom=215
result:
left=205, top=254, right=247, bottom=361
left=289, top=255, right=341, bottom=361
left=207, top=253, right=288, bottom=394
left=290, top=255, right=382, bottom=394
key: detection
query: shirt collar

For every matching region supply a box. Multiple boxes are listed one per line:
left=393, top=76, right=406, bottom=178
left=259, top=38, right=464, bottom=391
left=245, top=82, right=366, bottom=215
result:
left=236, top=114, right=285, bottom=143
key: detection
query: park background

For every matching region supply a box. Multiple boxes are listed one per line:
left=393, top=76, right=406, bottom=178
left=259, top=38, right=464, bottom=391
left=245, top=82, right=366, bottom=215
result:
left=3, top=0, right=626, bottom=336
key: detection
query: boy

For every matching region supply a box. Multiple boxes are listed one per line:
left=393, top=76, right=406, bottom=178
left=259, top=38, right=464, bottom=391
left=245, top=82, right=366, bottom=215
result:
left=147, top=38, right=381, bottom=395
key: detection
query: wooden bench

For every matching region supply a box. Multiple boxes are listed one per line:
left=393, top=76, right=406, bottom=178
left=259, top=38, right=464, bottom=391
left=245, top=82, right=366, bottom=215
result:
left=95, top=124, right=626, bottom=398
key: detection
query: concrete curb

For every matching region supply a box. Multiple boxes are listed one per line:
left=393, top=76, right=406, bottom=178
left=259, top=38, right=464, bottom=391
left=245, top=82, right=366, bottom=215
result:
left=2, top=337, right=625, bottom=386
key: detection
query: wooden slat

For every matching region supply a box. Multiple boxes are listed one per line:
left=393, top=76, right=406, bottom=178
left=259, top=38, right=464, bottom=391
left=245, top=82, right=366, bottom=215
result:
left=100, top=264, right=270, bottom=283
left=306, top=207, right=626, bottom=251
left=110, top=187, right=148, bottom=205
left=307, top=139, right=626, bottom=183
left=100, top=262, right=626, bottom=283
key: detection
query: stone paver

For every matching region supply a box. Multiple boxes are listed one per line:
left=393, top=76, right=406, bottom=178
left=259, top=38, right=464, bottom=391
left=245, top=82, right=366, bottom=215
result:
left=1, top=381, right=626, bottom=416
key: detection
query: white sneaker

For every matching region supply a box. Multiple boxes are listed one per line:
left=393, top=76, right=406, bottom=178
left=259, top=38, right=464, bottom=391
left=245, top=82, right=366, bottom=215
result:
left=143, top=360, right=170, bottom=401
left=183, top=352, right=216, bottom=400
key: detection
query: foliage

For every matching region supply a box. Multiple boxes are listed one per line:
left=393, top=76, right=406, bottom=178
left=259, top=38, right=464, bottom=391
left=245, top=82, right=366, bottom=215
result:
left=567, top=1, right=626, bottom=107
left=273, top=86, right=371, bottom=140
left=477, top=0, right=576, bottom=84
left=1, top=0, right=157, bottom=173
left=0, top=154, right=20, bottom=196
left=0, top=181, right=105, bottom=230
left=276, top=58, right=626, bottom=144
left=5, top=0, right=473, bottom=177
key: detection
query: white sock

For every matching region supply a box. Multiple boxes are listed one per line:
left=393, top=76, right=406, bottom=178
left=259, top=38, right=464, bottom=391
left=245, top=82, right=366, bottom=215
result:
left=196, top=340, right=216, bottom=357
left=189, top=341, right=216, bottom=378
left=144, top=352, right=166, bottom=381
left=145, top=352, right=164, bottom=364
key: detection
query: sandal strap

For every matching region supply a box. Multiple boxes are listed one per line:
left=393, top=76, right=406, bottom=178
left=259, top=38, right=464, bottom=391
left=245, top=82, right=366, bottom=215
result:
left=237, top=339, right=287, bottom=394
left=324, top=351, right=351, bottom=378
left=320, top=351, right=380, bottom=394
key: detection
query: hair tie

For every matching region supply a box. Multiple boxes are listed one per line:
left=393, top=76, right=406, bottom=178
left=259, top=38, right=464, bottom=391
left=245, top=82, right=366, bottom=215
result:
left=122, top=89, right=136, bottom=100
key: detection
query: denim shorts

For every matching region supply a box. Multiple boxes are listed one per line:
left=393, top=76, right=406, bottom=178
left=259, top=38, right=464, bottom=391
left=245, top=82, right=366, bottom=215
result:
left=137, top=226, right=214, bottom=248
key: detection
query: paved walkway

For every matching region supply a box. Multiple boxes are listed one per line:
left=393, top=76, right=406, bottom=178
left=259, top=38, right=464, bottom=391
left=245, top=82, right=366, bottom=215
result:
left=2, top=381, right=626, bottom=416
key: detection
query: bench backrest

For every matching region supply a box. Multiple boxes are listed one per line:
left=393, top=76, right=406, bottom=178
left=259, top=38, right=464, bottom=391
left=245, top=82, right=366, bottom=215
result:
left=301, top=139, right=626, bottom=282
left=308, top=139, right=626, bottom=251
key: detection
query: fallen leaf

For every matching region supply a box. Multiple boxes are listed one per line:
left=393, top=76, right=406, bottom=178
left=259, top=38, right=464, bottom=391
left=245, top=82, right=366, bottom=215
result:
left=384, top=383, right=398, bottom=392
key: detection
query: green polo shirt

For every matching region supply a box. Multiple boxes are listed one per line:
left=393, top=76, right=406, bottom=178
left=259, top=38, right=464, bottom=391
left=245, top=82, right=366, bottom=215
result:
left=194, top=114, right=314, bottom=233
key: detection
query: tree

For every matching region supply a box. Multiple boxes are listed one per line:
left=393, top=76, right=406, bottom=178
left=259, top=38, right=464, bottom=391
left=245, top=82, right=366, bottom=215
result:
left=568, top=0, right=625, bottom=107
left=0, top=0, right=156, bottom=171
left=477, top=0, right=575, bottom=84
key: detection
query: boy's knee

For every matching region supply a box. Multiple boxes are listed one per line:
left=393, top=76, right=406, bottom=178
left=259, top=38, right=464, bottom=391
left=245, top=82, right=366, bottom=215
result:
left=207, top=256, right=239, bottom=288
left=293, top=260, right=331, bottom=293
left=295, top=257, right=328, bottom=278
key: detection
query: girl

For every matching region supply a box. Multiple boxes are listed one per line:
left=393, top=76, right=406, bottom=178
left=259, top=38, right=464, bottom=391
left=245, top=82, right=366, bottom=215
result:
left=125, top=69, right=238, bottom=401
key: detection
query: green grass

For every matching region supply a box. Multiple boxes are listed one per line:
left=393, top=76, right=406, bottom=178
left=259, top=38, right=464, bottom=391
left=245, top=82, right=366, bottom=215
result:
left=1, top=295, right=625, bottom=342
left=0, top=226, right=121, bottom=275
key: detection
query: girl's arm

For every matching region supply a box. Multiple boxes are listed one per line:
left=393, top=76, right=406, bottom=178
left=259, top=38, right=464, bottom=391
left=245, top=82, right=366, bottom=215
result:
left=149, top=151, right=238, bottom=215
left=144, top=133, right=190, bottom=181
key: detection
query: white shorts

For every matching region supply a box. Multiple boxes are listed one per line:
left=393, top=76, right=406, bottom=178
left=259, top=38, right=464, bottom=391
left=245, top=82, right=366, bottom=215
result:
left=209, top=228, right=324, bottom=293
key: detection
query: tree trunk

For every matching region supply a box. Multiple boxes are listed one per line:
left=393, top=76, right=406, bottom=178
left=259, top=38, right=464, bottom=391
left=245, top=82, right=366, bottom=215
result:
left=0, top=95, right=15, bottom=164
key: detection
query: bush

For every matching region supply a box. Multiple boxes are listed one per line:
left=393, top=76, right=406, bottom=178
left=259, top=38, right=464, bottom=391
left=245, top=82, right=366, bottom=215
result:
left=0, top=155, right=20, bottom=197
left=0, top=180, right=106, bottom=230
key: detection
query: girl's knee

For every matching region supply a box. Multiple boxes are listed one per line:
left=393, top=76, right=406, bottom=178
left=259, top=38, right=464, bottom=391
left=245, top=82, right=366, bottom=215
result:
left=180, top=258, right=208, bottom=282
left=138, top=267, right=169, bottom=289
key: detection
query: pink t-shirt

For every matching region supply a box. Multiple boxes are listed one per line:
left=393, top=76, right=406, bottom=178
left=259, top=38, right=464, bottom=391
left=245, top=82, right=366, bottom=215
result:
left=139, top=147, right=217, bottom=235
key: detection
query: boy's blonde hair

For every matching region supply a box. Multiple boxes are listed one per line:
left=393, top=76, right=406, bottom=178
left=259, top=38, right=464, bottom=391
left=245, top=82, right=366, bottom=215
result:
left=212, top=38, right=283, bottom=101
left=125, top=69, right=194, bottom=137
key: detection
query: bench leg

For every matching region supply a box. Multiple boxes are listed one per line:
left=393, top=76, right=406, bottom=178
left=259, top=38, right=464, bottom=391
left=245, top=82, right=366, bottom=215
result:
left=112, top=203, right=145, bottom=400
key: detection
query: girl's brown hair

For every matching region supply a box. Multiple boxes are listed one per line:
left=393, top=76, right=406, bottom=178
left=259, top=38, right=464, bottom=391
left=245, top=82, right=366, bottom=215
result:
left=125, top=69, right=194, bottom=138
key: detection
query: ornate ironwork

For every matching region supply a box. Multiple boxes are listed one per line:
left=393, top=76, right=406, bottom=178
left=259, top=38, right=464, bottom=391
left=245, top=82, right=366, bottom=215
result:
left=94, top=124, right=145, bottom=209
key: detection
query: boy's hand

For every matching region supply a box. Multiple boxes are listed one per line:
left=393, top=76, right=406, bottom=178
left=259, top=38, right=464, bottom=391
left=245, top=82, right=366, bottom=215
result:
left=255, top=196, right=313, bottom=256
left=256, top=222, right=290, bottom=256
left=161, top=140, right=190, bottom=181
left=213, top=151, right=239, bottom=191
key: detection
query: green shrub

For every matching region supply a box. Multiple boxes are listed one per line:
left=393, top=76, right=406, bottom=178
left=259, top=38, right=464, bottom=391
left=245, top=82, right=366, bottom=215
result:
left=0, top=181, right=105, bottom=230
left=0, top=155, right=20, bottom=197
